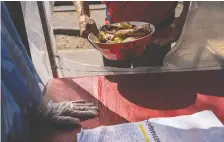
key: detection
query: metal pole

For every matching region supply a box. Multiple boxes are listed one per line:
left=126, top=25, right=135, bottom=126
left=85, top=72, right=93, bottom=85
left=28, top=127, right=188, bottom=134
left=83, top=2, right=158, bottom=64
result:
left=37, top=1, right=58, bottom=78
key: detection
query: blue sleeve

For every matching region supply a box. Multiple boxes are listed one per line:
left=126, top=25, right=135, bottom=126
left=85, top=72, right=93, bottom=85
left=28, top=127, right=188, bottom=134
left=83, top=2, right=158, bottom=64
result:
left=1, top=81, right=29, bottom=142
left=1, top=1, right=44, bottom=109
left=1, top=1, right=47, bottom=141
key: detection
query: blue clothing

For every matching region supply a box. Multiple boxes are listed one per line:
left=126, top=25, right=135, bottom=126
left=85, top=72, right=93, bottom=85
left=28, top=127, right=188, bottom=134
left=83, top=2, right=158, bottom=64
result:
left=1, top=2, right=45, bottom=141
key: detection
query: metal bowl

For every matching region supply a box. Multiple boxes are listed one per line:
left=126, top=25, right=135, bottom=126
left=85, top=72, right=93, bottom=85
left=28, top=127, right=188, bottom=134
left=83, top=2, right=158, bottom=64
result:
left=88, top=21, right=155, bottom=60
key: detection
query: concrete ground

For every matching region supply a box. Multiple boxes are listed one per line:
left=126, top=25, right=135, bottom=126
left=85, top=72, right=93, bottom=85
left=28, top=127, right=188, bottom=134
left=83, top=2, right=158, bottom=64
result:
left=52, top=3, right=183, bottom=77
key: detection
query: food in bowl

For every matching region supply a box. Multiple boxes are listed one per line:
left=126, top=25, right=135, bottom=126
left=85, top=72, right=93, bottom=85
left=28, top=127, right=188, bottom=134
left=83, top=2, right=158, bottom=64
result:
left=97, top=22, right=153, bottom=43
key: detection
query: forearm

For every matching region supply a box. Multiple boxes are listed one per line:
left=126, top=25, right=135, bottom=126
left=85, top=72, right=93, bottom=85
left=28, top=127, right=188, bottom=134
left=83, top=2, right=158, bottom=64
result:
left=73, top=1, right=98, bottom=37
left=73, top=1, right=90, bottom=17
left=173, top=1, right=190, bottom=28
left=179, top=1, right=190, bottom=20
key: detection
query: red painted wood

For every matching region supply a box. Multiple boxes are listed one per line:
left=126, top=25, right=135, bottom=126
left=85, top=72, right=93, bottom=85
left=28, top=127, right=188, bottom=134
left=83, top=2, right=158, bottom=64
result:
left=31, top=70, right=224, bottom=142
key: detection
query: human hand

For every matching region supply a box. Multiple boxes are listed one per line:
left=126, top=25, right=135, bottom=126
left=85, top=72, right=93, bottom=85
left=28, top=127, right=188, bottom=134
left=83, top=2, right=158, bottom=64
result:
left=41, top=100, right=99, bottom=125
left=79, top=15, right=99, bottom=39
left=153, top=17, right=185, bottom=46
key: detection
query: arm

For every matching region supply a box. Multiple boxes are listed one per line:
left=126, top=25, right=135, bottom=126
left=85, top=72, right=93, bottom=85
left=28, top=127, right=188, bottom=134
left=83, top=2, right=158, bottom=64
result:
left=154, top=2, right=190, bottom=45
left=172, top=1, right=190, bottom=28
left=182, top=2, right=190, bottom=17
left=73, top=1, right=99, bottom=38
left=73, top=1, right=90, bottom=17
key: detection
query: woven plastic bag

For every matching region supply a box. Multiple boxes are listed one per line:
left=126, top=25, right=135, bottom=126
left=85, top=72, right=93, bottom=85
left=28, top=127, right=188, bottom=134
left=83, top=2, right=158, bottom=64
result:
left=164, top=1, right=224, bottom=70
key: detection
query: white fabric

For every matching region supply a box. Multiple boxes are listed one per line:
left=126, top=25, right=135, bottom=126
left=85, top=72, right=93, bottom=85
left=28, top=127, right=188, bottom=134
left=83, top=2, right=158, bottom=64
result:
left=164, top=1, right=224, bottom=69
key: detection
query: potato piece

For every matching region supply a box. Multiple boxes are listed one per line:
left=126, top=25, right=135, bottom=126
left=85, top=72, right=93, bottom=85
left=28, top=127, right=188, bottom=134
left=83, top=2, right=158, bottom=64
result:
left=98, top=22, right=152, bottom=43
left=98, top=31, right=107, bottom=43
left=122, top=37, right=136, bottom=43
left=112, top=37, right=124, bottom=43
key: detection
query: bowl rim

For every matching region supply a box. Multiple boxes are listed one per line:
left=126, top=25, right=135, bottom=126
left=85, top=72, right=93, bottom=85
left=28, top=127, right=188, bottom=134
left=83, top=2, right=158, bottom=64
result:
left=88, top=21, right=155, bottom=45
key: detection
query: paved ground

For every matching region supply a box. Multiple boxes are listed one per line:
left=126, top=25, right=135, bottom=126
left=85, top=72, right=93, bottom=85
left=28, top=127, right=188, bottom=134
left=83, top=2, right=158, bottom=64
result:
left=52, top=4, right=106, bottom=30
left=58, top=49, right=103, bottom=66
left=52, top=5, right=106, bottom=31
left=55, top=35, right=93, bottom=50
left=53, top=4, right=106, bottom=51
